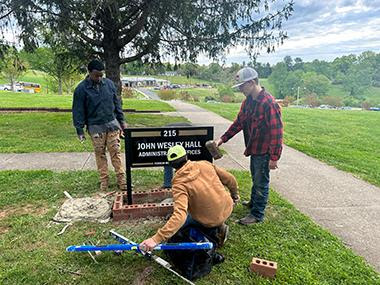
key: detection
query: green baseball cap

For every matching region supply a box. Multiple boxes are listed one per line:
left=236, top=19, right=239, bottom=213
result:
left=167, top=145, right=187, bottom=162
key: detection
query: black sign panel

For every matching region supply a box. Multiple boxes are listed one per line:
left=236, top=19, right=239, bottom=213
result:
left=125, top=126, right=214, bottom=167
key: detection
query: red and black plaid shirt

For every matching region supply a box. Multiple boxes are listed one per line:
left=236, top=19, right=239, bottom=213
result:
left=221, top=88, right=283, bottom=161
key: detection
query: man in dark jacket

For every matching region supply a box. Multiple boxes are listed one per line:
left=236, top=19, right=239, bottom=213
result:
left=72, top=59, right=127, bottom=191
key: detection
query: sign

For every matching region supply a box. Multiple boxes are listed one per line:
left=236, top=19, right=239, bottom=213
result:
left=124, top=126, right=214, bottom=167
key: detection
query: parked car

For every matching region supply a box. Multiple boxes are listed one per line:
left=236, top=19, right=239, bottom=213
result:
left=0, top=84, right=11, bottom=91
left=369, top=107, right=380, bottom=111
left=0, top=83, right=23, bottom=92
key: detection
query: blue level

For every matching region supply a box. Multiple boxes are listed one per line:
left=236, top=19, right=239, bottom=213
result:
left=66, top=242, right=213, bottom=252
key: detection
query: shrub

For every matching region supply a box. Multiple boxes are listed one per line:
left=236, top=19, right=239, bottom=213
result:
left=158, top=89, right=177, bottom=100
left=220, top=95, right=233, bottom=103
left=204, top=96, right=217, bottom=102
left=217, top=85, right=235, bottom=103
left=122, top=87, right=134, bottom=98
left=179, top=91, right=192, bottom=101
left=304, top=94, right=321, bottom=107
left=361, top=101, right=371, bottom=110
left=322, top=96, right=343, bottom=107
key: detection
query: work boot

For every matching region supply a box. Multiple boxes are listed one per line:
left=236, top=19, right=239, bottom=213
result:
left=212, top=252, right=225, bottom=265
left=242, top=200, right=252, bottom=208
left=100, top=180, right=109, bottom=191
left=116, top=174, right=126, bottom=191
left=216, top=223, right=229, bottom=248
left=238, top=214, right=260, bottom=225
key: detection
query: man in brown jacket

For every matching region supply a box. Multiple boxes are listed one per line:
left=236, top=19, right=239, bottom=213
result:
left=140, top=145, right=239, bottom=251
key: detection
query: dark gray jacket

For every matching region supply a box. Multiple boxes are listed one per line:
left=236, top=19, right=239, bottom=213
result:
left=72, top=77, right=125, bottom=135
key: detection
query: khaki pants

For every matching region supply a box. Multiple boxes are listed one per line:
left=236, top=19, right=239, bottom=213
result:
left=90, top=130, right=126, bottom=190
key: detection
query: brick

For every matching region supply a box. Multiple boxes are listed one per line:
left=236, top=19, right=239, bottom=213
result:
left=250, top=257, right=277, bottom=278
left=112, top=191, right=174, bottom=221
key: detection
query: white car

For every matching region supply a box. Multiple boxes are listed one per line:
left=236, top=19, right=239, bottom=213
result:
left=0, top=84, right=22, bottom=92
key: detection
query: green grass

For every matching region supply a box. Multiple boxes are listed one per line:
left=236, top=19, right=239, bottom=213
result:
left=0, top=113, right=188, bottom=153
left=195, top=102, right=380, bottom=187
left=0, top=91, right=175, bottom=111
left=0, top=170, right=379, bottom=284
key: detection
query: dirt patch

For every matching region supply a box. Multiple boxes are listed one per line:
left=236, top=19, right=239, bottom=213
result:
left=132, top=266, right=154, bottom=285
left=0, top=204, right=49, bottom=220
left=0, top=226, right=10, bottom=234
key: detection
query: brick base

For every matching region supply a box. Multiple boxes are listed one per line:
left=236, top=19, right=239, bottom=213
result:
left=113, top=189, right=173, bottom=221
left=250, top=257, right=277, bottom=278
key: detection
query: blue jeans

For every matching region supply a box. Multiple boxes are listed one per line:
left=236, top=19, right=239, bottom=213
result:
left=249, top=154, right=270, bottom=221
left=181, top=215, right=219, bottom=241
left=163, top=165, right=173, bottom=188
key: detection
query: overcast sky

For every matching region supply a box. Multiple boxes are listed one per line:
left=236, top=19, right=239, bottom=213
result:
left=199, top=0, right=380, bottom=65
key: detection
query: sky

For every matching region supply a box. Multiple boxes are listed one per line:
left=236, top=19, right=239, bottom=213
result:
left=199, top=0, right=380, bottom=65
left=3, top=0, right=380, bottom=66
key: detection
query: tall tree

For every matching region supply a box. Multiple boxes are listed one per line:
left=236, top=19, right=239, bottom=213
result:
left=2, top=0, right=294, bottom=94
left=0, top=47, right=27, bottom=91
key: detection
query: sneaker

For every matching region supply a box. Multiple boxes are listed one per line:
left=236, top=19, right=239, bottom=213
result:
left=216, top=223, right=229, bottom=248
left=238, top=214, right=260, bottom=225
left=242, top=200, right=252, bottom=208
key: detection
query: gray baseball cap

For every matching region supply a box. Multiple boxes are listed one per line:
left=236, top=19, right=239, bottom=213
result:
left=232, top=67, right=258, bottom=89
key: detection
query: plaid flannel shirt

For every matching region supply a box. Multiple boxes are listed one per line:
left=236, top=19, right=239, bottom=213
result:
left=221, top=88, right=283, bottom=161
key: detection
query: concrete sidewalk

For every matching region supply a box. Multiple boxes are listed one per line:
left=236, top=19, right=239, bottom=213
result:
left=1, top=99, right=379, bottom=271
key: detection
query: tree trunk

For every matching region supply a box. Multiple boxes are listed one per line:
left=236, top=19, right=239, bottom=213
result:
left=10, top=78, right=14, bottom=92
left=58, top=77, right=63, bottom=95
left=103, top=41, right=122, bottom=98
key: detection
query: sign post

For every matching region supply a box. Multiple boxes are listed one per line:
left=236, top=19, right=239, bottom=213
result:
left=124, top=126, right=214, bottom=204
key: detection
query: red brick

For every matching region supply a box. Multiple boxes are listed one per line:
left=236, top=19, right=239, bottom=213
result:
left=112, top=191, right=173, bottom=221
left=250, top=257, right=277, bottom=278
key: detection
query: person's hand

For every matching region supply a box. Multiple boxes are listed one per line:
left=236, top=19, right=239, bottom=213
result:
left=139, top=238, right=158, bottom=252
left=216, top=138, right=223, bottom=147
left=231, top=194, right=240, bottom=205
left=121, top=122, right=128, bottom=130
left=119, top=122, right=128, bottom=139
left=269, top=160, right=278, bottom=170
left=78, top=134, right=86, bottom=143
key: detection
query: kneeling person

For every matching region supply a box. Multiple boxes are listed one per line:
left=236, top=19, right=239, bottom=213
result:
left=140, top=145, right=239, bottom=251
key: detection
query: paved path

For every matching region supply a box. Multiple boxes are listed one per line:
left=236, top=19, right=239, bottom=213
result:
left=1, top=99, right=379, bottom=272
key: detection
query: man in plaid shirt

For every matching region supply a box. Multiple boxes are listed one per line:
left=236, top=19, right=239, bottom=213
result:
left=217, top=67, right=283, bottom=225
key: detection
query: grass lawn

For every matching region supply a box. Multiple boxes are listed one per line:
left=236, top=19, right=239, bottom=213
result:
left=195, top=102, right=380, bottom=187
left=0, top=113, right=188, bottom=153
left=0, top=170, right=379, bottom=284
left=0, top=91, right=175, bottom=112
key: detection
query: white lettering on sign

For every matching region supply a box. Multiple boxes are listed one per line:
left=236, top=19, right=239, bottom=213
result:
left=137, top=142, right=156, bottom=150
left=184, top=141, right=201, bottom=148
left=163, top=130, right=177, bottom=137
left=186, top=149, right=201, bottom=155
left=138, top=151, right=167, bottom=157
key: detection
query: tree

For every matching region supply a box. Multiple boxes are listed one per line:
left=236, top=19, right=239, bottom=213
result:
left=180, top=62, right=199, bottom=79
left=293, top=57, right=304, bottom=71
left=302, top=72, right=330, bottom=97
left=0, top=47, right=27, bottom=91
left=342, top=64, right=372, bottom=98
left=283, top=55, right=293, bottom=71
left=268, top=62, right=289, bottom=98
left=22, top=42, right=82, bottom=95
left=3, top=0, right=294, bottom=94
left=304, top=59, right=333, bottom=80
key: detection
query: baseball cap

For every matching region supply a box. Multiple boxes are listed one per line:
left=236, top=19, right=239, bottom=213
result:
left=232, top=67, right=258, bottom=89
left=167, top=145, right=187, bottom=162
